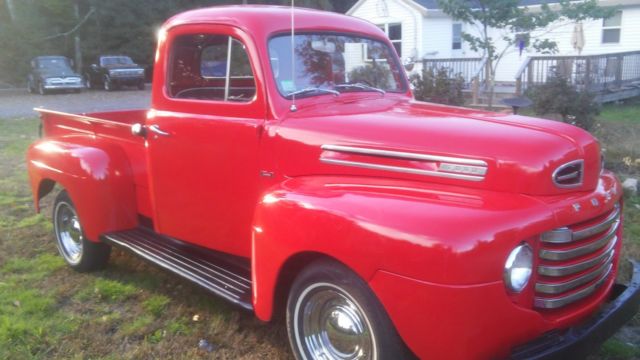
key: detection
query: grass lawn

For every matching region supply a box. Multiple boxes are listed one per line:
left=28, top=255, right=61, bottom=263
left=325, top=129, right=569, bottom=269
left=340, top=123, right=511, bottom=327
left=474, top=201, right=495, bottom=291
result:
left=0, top=119, right=292, bottom=359
left=0, top=105, right=639, bottom=359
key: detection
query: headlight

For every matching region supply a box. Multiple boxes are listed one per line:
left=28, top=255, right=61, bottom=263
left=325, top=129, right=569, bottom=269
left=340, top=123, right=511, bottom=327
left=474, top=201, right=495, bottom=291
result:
left=136, top=69, right=144, bottom=75
left=503, top=243, right=533, bottom=293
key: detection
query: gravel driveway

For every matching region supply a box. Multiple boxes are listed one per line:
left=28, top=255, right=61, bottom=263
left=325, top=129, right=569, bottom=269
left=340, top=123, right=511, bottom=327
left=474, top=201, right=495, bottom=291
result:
left=0, top=87, right=151, bottom=119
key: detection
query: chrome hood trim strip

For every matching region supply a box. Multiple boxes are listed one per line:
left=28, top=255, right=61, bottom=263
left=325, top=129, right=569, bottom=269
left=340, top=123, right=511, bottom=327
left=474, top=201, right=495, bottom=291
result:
left=320, top=145, right=488, bottom=182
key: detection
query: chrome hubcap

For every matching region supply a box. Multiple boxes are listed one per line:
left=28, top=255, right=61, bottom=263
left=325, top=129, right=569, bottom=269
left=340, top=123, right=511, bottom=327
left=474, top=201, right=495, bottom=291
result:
left=54, top=202, right=83, bottom=264
left=295, top=284, right=374, bottom=360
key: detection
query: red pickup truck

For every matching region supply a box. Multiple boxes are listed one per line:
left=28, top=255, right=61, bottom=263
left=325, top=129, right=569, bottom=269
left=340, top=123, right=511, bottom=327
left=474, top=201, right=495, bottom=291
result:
left=26, top=6, right=639, bottom=360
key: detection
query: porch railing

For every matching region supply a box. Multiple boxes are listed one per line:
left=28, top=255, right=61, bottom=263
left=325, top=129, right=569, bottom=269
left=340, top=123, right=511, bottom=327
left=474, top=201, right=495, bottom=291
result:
left=422, top=57, right=486, bottom=86
left=515, top=50, right=640, bottom=95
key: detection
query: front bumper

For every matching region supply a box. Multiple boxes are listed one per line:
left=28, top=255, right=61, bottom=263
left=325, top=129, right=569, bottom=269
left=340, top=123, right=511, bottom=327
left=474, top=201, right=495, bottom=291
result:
left=44, top=83, right=84, bottom=90
left=512, top=260, right=640, bottom=360
left=110, top=75, right=144, bottom=85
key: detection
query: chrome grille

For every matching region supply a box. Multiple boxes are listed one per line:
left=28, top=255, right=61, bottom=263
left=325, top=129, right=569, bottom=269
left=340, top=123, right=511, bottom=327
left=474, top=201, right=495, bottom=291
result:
left=534, top=204, right=620, bottom=309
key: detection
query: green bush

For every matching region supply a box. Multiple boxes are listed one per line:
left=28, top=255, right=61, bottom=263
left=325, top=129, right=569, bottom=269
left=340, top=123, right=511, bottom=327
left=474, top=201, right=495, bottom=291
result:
left=409, top=67, right=465, bottom=106
left=526, top=76, right=600, bottom=131
left=347, top=63, right=392, bottom=90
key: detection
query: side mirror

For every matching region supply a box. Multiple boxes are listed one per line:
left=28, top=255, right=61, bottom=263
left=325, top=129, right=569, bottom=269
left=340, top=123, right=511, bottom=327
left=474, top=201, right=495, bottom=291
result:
left=30, top=60, right=36, bottom=69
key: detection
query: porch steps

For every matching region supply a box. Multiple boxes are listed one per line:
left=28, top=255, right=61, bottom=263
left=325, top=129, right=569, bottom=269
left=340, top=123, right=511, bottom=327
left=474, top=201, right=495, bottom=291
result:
left=101, top=227, right=253, bottom=310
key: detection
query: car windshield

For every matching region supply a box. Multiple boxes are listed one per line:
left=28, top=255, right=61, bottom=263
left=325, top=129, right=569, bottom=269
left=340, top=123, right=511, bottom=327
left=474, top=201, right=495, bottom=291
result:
left=268, top=33, right=406, bottom=98
left=37, top=58, right=72, bottom=70
left=101, top=56, right=134, bottom=66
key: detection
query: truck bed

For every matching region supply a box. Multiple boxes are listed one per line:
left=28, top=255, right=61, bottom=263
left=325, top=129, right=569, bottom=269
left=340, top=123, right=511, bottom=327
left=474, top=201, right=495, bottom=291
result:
left=36, top=108, right=151, bottom=216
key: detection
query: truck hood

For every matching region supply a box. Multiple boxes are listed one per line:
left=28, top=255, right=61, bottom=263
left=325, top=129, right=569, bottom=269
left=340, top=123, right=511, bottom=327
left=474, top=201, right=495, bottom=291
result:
left=104, top=64, right=143, bottom=70
left=274, top=97, right=602, bottom=195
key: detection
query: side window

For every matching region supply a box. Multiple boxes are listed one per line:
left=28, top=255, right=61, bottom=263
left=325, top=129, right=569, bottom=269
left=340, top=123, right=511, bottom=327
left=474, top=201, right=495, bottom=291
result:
left=169, top=34, right=256, bottom=102
left=602, top=10, right=622, bottom=44
left=452, top=23, right=462, bottom=50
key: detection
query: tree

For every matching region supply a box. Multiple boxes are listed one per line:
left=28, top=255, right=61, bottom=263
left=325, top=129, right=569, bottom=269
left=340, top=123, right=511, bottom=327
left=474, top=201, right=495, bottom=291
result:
left=0, top=0, right=357, bottom=86
left=436, top=0, right=616, bottom=108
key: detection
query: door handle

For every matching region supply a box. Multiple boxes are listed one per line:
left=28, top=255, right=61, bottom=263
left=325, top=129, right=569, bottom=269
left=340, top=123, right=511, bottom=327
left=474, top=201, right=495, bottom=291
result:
left=148, top=124, right=170, bottom=136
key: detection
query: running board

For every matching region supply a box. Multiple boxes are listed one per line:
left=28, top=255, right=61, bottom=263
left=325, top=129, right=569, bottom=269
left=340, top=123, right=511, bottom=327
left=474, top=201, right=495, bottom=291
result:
left=101, top=227, right=253, bottom=311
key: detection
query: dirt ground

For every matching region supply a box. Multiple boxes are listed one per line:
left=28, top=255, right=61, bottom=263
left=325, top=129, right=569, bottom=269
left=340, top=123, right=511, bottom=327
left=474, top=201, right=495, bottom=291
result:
left=0, top=87, right=151, bottom=119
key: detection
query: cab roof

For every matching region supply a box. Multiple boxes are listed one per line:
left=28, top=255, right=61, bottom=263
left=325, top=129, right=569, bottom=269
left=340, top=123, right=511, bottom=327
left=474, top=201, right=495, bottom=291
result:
left=164, top=5, right=385, bottom=39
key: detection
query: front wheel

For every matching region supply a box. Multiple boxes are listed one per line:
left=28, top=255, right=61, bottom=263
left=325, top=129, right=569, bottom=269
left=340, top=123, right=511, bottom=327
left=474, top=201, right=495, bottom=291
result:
left=103, top=75, right=115, bottom=91
left=53, top=190, right=111, bottom=272
left=38, top=82, right=47, bottom=95
left=84, top=74, right=92, bottom=89
left=287, top=259, right=411, bottom=360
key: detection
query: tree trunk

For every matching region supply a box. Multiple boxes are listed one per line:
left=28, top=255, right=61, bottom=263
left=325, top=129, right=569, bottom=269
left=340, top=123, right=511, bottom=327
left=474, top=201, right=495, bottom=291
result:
left=74, top=1, right=82, bottom=73
left=486, top=58, right=495, bottom=109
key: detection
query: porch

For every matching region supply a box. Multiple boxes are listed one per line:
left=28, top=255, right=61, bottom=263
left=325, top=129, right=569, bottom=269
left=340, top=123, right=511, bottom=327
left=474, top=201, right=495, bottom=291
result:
left=420, top=50, right=640, bottom=105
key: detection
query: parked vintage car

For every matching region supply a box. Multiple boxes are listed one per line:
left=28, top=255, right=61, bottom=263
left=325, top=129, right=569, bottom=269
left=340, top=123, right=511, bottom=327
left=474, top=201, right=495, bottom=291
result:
left=84, top=55, right=146, bottom=91
left=26, top=6, right=639, bottom=360
left=27, top=56, right=84, bottom=95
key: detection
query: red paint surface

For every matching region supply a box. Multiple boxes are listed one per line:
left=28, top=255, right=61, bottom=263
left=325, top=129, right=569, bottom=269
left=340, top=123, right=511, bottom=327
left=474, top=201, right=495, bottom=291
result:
left=27, top=6, right=625, bottom=359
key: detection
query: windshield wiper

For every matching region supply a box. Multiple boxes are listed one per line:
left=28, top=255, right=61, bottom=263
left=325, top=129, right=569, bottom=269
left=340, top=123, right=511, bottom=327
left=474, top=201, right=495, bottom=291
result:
left=334, top=83, right=386, bottom=95
left=286, top=87, right=340, bottom=98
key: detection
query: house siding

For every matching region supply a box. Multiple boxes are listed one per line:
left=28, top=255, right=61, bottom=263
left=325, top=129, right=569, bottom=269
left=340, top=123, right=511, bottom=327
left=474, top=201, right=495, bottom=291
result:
left=422, top=17, right=453, bottom=58
left=349, top=0, right=640, bottom=82
left=481, top=4, right=640, bottom=81
left=349, top=0, right=421, bottom=61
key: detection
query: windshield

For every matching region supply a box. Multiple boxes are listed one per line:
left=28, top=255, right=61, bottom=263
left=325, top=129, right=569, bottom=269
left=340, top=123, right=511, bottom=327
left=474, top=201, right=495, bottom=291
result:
left=268, top=33, right=406, bottom=98
left=101, top=56, right=134, bottom=66
left=37, top=57, right=72, bottom=70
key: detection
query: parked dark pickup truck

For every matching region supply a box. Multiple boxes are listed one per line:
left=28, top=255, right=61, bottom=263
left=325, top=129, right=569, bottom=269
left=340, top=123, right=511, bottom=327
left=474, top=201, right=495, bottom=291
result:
left=84, top=55, right=146, bottom=91
left=27, top=56, right=84, bottom=95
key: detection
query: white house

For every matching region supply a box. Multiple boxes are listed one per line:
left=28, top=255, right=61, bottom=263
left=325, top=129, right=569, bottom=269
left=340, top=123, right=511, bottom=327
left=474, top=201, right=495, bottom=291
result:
left=347, top=0, right=640, bottom=82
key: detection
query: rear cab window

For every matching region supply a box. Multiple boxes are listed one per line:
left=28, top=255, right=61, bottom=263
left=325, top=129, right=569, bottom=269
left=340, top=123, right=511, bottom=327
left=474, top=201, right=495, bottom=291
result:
left=168, top=34, right=256, bottom=102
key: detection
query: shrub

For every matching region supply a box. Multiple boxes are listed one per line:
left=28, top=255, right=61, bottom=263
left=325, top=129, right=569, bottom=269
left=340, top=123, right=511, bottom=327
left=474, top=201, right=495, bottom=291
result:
left=409, top=67, right=465, bottom=106
left=526, top=76, right=600, bottom=131
left=347, top=63, right=392, bottom=89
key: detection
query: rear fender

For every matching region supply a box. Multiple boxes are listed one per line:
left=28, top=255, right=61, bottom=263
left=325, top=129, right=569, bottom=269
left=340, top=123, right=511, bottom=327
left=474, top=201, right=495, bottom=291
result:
left=27, top=136, right=137, bottom=241
left=251, top=175, right=553, bottom=321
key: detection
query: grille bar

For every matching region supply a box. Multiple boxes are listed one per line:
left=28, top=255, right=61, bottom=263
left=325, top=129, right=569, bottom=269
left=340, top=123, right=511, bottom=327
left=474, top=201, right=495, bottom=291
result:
left=534, top=264, right=613, bottom=309
left=538, top=238, right=616, bottom=277
left=540, top=204, right=620, bottom=244
left=539, top=226, right=618, bottom=261
left=573, top=205, right=621, bottom=241
left=535, top=256, right=614, bottom=294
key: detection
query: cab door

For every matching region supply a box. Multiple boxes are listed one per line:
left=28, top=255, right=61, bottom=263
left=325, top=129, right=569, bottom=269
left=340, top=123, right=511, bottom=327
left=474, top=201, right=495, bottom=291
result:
left=145, top=24, right=266, bottom=258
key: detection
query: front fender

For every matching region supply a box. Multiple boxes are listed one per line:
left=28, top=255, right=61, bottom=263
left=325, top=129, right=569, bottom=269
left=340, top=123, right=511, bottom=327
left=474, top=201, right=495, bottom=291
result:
left=251, top=175, right=554, bottom=321
left=27, top=135, right=137, bottom=241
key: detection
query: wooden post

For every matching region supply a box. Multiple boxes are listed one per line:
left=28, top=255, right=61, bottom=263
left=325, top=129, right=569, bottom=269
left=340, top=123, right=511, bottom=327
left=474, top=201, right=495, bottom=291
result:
left=584, top=57, right=591, bottom=90
left=472, top=77, right=479, bottom=104
left=616, top=54, right=624, bottom=87
left=515, top=78, right=522, bottom=96
left=526, top=60, right=534, bottom=88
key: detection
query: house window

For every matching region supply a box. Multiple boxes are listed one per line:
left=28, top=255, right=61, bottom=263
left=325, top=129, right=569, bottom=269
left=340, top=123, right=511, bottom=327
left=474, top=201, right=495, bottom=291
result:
left=169, top=34, right=255, bottom=102
left=377, top=23, right=402, bottom=57
left=602, top=11, right=622, bottom=44
left=452, top=23, right=462, bottom=50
